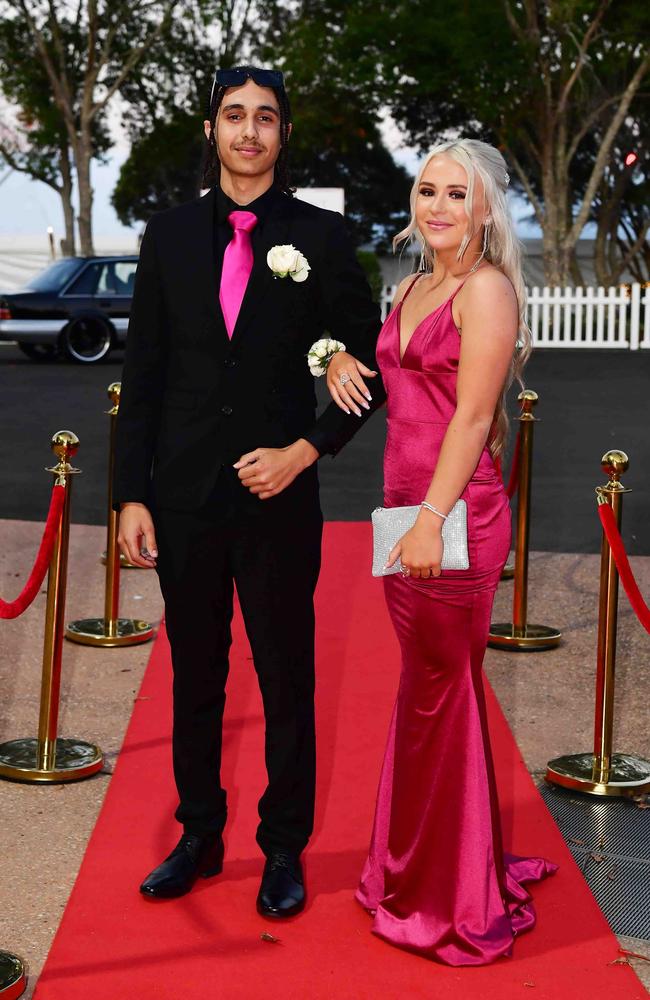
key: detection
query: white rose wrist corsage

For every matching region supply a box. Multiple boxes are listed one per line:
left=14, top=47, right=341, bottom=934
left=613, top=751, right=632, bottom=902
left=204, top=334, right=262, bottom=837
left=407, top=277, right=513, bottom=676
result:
left=307, top=338, right=347, bottom=377
left=267, top=244, right=311, bottom=282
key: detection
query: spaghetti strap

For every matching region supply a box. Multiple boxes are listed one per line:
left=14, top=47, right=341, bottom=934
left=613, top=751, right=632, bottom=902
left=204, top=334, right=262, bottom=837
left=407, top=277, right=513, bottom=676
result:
left=449, top=263, right=486, bottom=304
left=400, top=272, right=425, bottom=306
left=448, top=273, right=472, bottom=303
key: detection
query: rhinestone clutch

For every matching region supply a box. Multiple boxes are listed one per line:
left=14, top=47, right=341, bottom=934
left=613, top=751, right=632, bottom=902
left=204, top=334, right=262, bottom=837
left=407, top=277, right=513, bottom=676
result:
left=371, top=500, right=469, bottom=577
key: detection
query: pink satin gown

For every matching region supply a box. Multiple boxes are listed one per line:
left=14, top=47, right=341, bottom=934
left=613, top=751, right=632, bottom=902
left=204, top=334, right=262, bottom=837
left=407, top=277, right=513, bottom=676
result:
left=356, top=274, right=557, bottom=966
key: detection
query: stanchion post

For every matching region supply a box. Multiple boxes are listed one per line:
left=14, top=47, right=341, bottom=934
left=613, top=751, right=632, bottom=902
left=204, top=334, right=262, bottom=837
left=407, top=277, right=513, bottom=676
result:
left=0, top=951, right=26, bottom=999
left=546, top=450, right=650, bottom=795
left=512, top=393, right=534, bottom=633
left=0, top=432, right=104, bottom=782
left=489, top=390, right=561, bottom=651
left=103, top=384, right=121, bottom=634
left=101, top=391, right=139, bottom=570
left=65, top=383, right=154, bottom=647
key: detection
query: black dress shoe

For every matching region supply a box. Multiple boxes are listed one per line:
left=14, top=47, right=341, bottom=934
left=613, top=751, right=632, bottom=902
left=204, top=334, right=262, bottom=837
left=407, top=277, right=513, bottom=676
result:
left=256, top=851, right=305, bottom=918
left=139, top=833, right=224, bottom=899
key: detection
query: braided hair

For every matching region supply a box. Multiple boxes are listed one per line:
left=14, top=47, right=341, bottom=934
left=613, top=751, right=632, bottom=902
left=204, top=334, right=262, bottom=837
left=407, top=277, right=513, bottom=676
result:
left=202, top=65, right=293, bottom=195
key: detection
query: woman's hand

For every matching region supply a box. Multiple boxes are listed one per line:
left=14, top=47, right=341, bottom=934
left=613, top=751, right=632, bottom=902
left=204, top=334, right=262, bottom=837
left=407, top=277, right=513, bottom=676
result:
left=386, top=517, right=443, bottom=579
left=326, top=351, right=377, bottom=417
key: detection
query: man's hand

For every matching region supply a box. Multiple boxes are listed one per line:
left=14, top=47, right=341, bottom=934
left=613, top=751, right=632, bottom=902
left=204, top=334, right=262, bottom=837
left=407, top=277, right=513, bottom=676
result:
left=118, top=502, right=158, bottom=568
left=234, top=439, right=319, bottom=500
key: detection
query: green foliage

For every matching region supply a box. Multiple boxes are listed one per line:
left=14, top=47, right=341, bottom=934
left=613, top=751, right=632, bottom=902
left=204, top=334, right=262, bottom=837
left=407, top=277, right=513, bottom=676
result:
left=0, top=13, right=110, bottom=185
left=114, top=0, right=412, bottom=242
left=113, top=0, right=263, bottom=225
left=112, top=112, right=204, bottom=225
left=356, top=250, right=383, bottom=303
left=264, top=0, right=649, bottom=282
left=255, top=1, right=412, bottom=248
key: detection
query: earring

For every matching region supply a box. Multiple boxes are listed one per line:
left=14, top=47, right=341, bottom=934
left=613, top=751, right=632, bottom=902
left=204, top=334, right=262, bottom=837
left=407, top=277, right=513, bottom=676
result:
left=468, top=224, right=490, bottom=274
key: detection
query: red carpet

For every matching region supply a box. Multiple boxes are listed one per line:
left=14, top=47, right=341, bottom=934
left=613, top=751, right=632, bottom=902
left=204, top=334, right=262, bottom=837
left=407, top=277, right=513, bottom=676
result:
left=34, top=524, right=644, bottom=999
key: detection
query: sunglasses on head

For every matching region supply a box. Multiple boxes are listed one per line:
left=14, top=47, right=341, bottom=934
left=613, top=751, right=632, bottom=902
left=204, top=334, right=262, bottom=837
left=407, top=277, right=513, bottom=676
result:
left=210, top=68, right=285, bottom=107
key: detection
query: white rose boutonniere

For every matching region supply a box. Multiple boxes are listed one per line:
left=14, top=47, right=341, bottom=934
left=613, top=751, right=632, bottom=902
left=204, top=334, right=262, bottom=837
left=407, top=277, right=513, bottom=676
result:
left=307, top=337, right=346, bottom=377
left=267, top=244, right=311, bottom=283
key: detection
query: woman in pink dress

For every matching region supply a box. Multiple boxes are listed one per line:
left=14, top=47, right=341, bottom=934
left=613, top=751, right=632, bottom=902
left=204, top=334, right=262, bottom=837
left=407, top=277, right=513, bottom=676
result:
left=326, top=139, right=557, bottom=966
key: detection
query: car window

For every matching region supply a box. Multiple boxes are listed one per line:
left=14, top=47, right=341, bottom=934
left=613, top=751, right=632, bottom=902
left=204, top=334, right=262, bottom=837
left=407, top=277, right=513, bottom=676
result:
left=25, top=258, right=83, bottom=292
left=66, top=263, right=102, bottom=295
left=113, top=261, right=137, bottom=295
left=66, top=260, right=137, bottom=296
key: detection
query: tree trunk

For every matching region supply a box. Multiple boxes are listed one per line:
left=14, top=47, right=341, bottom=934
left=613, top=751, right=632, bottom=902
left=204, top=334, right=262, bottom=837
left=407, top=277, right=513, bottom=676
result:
left=75, top=136, right=94, bottom=256
left=540, top=144, right=563, bottom=285
left=59, top=141, right=76, bottom=256
left=569, top=249, right=584, bottom=287
left=594, top=220, right=612, bottom=286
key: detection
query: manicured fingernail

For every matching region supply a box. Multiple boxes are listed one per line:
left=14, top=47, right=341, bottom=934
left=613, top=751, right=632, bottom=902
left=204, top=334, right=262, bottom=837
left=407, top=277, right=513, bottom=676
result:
left=366, top=393, right=372, bottom=401
left=362, top=401, right=370, bottom=410
left=151, top=550, right=158, bottom=558
left=355, top=409, right=362, bottom=417
left=344, top=407, right=350, bottom=414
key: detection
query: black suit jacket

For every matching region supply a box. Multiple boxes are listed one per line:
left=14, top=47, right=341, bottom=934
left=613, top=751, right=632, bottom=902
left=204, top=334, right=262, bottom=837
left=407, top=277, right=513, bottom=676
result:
left=113, top=185, right=384, bottom=512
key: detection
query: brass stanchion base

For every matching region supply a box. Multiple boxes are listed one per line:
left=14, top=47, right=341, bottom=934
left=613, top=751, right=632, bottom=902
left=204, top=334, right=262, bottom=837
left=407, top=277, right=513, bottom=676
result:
left=500, top=559, right=515, bottom=580
left=0, top=738, right=103, bottom=783
left=488, top=623, right=561, bottom=651
left=0, top=952, right=25, bottom=1000
left=100, top=550, right=140, bottom=569
left=65, top=618, right=154, bottom=647
left=546, top=752, right=650, bottom=797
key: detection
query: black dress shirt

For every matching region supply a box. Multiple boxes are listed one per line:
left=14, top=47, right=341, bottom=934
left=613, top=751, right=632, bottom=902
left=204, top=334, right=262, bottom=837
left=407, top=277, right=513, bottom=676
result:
left=214, top=184, right=277, bottom=284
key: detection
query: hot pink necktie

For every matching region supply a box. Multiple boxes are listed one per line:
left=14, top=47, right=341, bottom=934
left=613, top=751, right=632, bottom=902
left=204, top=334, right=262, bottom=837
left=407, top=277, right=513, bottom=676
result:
left=219, top=210, right=257, bottom=338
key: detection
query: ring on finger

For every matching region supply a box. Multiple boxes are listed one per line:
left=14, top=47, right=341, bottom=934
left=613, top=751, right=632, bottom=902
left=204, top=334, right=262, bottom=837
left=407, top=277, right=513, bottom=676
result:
left=339, top=372, right=351, bottom=386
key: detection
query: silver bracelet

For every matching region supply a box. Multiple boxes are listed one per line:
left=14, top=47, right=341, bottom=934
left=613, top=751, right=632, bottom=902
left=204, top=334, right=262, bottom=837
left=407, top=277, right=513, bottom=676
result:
left=421, top=502, right=448, bottom=521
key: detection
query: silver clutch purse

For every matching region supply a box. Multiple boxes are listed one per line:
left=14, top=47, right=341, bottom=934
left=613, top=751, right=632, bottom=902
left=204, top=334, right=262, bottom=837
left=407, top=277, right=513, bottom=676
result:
left=371, top=500, right=469, bottom=577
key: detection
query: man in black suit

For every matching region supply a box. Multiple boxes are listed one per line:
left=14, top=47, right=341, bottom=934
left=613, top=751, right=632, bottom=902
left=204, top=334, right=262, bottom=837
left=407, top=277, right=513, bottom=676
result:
left=115, top=66, right=382, bottom=918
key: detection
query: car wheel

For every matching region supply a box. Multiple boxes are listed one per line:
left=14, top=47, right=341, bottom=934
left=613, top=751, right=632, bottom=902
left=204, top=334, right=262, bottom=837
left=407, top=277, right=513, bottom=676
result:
left=17, top=342, right=58, bottom=362
left=61, top=317, right=112, bottom=363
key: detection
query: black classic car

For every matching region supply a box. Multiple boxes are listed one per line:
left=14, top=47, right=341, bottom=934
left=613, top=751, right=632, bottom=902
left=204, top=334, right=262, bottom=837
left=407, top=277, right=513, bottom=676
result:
left=0, top=255, right=138, bottom=363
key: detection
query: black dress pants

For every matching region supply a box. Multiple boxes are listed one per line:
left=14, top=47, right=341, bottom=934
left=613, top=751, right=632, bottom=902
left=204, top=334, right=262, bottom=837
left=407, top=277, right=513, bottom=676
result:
left=154, top=466, right=323, bottom=856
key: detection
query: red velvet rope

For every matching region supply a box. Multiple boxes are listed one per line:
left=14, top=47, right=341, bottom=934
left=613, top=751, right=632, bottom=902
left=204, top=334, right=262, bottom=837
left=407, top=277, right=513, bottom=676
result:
left=0, top=484, right=65, bottom=620
left=598, top=500, right=650, bottom=634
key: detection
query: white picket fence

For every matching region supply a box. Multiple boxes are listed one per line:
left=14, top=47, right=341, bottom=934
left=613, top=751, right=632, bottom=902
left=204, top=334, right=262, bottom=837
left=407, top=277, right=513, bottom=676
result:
left=380, top=282, right=650, bottom=349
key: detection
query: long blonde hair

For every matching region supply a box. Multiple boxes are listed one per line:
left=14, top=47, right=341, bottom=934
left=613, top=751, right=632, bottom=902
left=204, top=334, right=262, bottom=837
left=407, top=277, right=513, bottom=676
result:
left=395, top=138, right=531, bottom=458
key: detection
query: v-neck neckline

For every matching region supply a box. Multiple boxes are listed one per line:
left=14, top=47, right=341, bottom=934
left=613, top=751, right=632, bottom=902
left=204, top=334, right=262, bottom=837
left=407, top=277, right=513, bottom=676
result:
left=397, top=294, right=452, bottom=366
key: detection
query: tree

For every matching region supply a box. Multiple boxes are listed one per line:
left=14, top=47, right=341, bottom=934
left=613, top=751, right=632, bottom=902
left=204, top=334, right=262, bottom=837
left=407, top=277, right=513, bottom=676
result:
left=112, top=111, right=204, bottom=226
left=0, top=97, right=78, bottom=255
left=0, top=14, right=113, bottom=254
left=591, top=131, right=649, bottom=286
left=113, top=1, right=411, bottom=247
left=274, top=0, right=650, bottom=285
left=0, top=0, right=179, bottom=254
left=290, top=118, right=412, bottom=252
left=113, top=0, right=259, bottom=225
left=256, top=1, right=412, bottom=248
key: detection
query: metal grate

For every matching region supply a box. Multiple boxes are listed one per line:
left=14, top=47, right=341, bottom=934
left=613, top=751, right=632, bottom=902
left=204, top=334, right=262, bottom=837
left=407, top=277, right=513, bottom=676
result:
left=539, top=782, right=650, bottom=940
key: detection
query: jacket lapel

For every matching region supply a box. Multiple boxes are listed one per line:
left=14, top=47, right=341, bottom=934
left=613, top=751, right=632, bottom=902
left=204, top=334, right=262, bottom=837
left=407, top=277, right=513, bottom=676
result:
left=230, top=192, right=293, bottom=345
left=193, top=187, right=226, bottom=335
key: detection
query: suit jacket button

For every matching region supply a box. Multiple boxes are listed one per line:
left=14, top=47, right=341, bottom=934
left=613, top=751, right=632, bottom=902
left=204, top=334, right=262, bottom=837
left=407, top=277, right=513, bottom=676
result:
left=224, top=358, right=236, bottom=367
left=221, top=404, right=233, bottom=416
